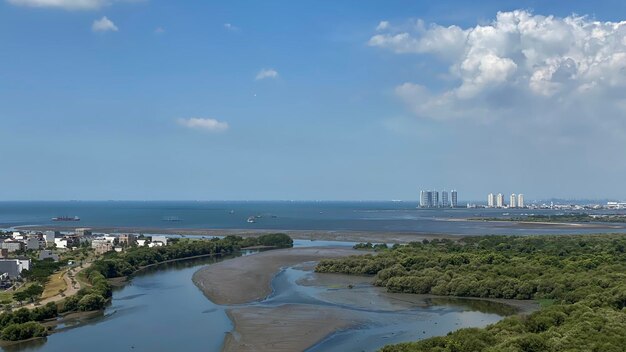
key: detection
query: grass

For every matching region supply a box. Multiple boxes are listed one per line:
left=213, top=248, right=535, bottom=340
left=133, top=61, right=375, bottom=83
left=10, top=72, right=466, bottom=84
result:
left=41, top=271, right=67, bottom=300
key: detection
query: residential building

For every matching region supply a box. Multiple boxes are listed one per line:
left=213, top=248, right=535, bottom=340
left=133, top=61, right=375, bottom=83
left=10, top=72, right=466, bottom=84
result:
left=510, top=194, right=517, bottom=208
left=496, top=193, right=504, bottom=208
left=0, top=259, right=31, bottom=279
left=119, top=234, right=137, bottom=246
left=487, top=193, right=495, bottom=208
left=451, top=190, right=458, bottom=208
left=1, top=240, right=23, bottom=253
left=75, top=228, right=92, bottom=237
left=26, top=237, right=44, bottom=251
left=137, top=239, right=148, bottom=247
left=55, top=236, right=80, bottom=249
left=39, top=250, right=60, bottom=262
left=151, top=235, right=168, bottom=246
left=441, top=191, right=449, bottom=208
left=91, top=238, right=114, bottom=255
left=518, top=194, right=525, bottom=208
left=44, top=231, right=58, bottom=245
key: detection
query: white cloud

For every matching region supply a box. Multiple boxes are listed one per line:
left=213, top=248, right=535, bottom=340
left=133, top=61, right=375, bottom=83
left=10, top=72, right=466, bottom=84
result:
left=376, top=21, right=389, bottom=31
left=92, top=16, right=118, bottom=32
left=255, top=68, right=279, bottom=80
left=7, top=0, right=106, bottom=10
left=177, top=118, right=229, bottom=132
left=371, top=10, right=626, bottom=142
left=224, top=23, right=239, bottom=32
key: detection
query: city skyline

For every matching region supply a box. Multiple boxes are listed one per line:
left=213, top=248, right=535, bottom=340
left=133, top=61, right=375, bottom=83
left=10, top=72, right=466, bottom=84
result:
left=2, top=1, right=626, bottom=200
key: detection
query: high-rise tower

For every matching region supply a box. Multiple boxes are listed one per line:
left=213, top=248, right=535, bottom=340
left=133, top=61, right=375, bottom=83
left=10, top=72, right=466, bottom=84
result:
left=510, top=194, right=517, bottom=208
left=451, top=190, right=458, bottom=208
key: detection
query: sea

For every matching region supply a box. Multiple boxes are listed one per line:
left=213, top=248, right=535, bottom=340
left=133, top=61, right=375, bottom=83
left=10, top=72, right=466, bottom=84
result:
left=0, top=201, right=624, bottom=236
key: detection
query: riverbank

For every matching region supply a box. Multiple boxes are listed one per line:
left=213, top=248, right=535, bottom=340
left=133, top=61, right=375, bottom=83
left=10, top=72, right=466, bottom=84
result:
left=192, top=247, right=359, bottom=304
left=462, top=218, right=624, bottom=229
left=194, top=247, right=538, bottom=352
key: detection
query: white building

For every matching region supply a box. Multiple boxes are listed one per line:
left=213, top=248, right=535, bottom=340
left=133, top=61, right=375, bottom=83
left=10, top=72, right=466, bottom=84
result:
left=487, top=193, right=495, bottom=208
left=151, top=235, right=168, bottom=246
left=0, top=259, right=31, bottom=279
left=510, top=194, right=517, bottom=208
left=496, top=193, right=504, bottom=208
left=518, top=194, right=525, bottom=208
left=44, top=231, right=57, bottom=245
left=54, top=238, right=69, bottom=249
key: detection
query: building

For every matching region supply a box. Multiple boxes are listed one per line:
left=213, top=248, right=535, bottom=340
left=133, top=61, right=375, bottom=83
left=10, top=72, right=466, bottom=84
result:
left=54, top=236, right=80, bottom=250
left=26, top=237, right=44, bottom=251
left=451, top=190, right=458, bottom=208
left=118, top=234, right=137, bottom=246
left=441, top=191, right=449, bottom=208
left=487, top=193, right=495, bottom=208
left=0, top=259, right=31, bottom=279
left=91, top=238, right=114, bottom=255
left=39, top=250, right=59, bottom=262
left=518, top=194, right=525, bottom=208
left=75, top=228, right=92, bottom=237
left=420, top=191, right=430, bottom=208
left=151, top=235, right=168, bottom=246
left=44, top=231, right=58, bottom=245
left=1, top=240, right=24, bottom=253
left=510, top=194, right=517, bottom=208
left=496, top=193, right=504, bottom=208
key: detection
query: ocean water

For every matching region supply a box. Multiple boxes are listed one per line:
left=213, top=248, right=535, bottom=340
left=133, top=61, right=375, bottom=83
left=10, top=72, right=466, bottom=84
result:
left=0, top=201, right=624, bottom=235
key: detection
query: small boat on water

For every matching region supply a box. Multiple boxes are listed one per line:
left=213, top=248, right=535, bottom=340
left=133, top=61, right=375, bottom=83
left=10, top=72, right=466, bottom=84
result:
left=52, top=216, right=80, bottom=222
left=247, top=216, right=256, bottom=223
left=162, top=216, right=183, bottom=222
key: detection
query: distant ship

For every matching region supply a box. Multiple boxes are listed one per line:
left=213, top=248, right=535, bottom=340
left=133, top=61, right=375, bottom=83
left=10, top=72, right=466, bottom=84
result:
left=247, top=216, right=256, bottom=223
left=52, top=216, right=80, bottom=222
left=162, top=216, right=182, bottom=222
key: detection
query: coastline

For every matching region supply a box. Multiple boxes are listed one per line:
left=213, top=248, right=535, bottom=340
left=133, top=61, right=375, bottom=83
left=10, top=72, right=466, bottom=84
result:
left=17, top=225, right=455, bottom=243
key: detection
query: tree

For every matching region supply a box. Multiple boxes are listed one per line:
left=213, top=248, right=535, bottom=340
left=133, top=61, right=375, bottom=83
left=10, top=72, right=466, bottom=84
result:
left=78, top=294, right=105, bottom=311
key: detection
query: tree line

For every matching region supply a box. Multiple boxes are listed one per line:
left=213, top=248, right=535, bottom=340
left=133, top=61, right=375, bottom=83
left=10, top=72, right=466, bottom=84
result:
left=315, top=235, right=626, bottom=352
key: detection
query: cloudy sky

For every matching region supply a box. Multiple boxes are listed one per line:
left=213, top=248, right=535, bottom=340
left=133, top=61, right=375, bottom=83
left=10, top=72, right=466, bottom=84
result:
left=1, top=0, right=626, bottom=201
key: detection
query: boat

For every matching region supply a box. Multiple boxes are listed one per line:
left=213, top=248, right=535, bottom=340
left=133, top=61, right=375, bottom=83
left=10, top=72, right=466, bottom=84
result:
left=247, top=216, right=256, bottom=223
left=162, top=217, right=182, bottom=222
left=51, top=216, right=80, bottom=222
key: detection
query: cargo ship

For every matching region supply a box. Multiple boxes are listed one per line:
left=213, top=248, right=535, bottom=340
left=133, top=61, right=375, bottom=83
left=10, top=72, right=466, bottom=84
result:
left=51, top=216, right=80, bottom=222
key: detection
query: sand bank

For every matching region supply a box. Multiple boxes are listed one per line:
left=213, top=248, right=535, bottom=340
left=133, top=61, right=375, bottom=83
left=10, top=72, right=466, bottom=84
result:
left=224, top=304, right=360, bottom=352
left=192, top=247, right=359, bottom=305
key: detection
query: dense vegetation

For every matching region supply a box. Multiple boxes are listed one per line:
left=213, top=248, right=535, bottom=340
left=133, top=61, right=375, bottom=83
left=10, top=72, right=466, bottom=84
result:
left=316, top=235, right=626, bottom=352
left=21, top=259, right=64, bottom=285
left=0, top=303, right=57, bottom=341
left=472, top=213, right=626, bottom=223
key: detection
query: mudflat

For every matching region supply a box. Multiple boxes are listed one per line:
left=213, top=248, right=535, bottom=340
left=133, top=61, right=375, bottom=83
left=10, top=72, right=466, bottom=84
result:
left=223, top=304, right=360, bottom=352
left=192, top=247, right=359, bottom=305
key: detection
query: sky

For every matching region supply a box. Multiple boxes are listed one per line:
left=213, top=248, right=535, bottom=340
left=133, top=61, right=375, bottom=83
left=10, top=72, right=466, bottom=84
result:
left=1, top=0, right=626, bottom=201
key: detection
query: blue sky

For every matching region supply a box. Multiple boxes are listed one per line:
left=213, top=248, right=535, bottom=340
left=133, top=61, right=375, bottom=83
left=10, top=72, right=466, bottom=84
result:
left=2, top=0, right=626, bottom=201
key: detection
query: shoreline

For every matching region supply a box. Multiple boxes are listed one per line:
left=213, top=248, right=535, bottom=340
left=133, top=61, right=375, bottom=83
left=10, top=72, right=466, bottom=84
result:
left=15, top=225, right=456, bottom=243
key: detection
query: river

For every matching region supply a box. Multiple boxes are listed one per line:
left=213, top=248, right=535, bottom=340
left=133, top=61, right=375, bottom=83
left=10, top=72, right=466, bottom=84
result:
left=2, top=250, right=525, bottom=352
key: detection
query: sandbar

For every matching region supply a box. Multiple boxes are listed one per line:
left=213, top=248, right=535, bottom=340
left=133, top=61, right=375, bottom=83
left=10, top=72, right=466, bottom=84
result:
left=192, top=247, right=359, bottom=305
